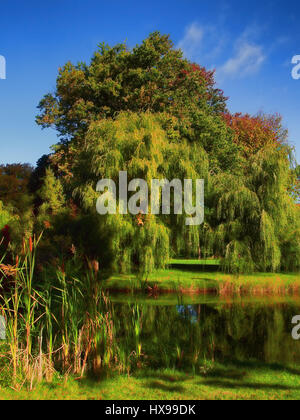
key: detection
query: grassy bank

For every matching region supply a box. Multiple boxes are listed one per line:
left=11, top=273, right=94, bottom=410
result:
left=2, top=361, right=300, bottom=400
left=105, top=268, right=300, bottom=296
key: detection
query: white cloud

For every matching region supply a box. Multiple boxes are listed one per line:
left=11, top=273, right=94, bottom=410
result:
left=177, top=22, right=227, bottom=65
left=177, top=23, right=204, bottom=60
left=219, top=41, right=265, bottom=78
left=215, top=26, right=267, bottom=81
left=177, top=23, right=267, bottom=81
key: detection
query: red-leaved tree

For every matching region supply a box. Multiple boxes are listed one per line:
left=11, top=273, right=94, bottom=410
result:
left=223, top=112, right=287, bottom=157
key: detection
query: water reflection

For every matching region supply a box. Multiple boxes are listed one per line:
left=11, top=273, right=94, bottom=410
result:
left=112, top=297, right=300, bottom=370
left=177, top=305, right=198, bottom=323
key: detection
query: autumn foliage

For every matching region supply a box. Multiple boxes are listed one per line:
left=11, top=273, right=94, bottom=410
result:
left=223, top=112, right=286, bottom=156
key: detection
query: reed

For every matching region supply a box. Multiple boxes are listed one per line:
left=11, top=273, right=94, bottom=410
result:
left=0, top=237, right=129, bottom=390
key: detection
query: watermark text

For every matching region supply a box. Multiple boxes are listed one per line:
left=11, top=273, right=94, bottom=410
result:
left=96, top=171, right=204, bottom=226
left=291, top=55, right=300, bottom=80
left=0, top=55, right=6, bottom=80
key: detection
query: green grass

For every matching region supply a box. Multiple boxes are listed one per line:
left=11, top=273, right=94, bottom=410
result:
left=2, top=362, right=300, bottom=400
left=105, top=269, right=300, bottom=294
left=170, top=258, right=220, bottom=265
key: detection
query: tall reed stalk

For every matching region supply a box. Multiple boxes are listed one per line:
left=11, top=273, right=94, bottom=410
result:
left=0, top=237, right=126, bottom=389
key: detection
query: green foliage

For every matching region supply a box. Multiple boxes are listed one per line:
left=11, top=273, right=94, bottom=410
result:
left=291, top=164, right=300, bottom=202
left=0, top=164, right=33, bottom=214
left=36, top=112, right=299, bottom=274
left=35, top=167, right=66, bottom=228
left=38, top=168, right=65, bottom=215
left=36, top=32, right=227, bottom=141
left=71, top=112, right=187, bottom=274
left=203, top=146, right=300, bottom=272
left=0, top=201, right=13, bottom=230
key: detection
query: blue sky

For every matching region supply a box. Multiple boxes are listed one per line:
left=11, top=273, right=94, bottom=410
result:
left=0, top=0, right=299, bottom=165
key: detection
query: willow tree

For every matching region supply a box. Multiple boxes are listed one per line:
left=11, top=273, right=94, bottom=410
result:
left=64, top=111, right=208, bottom=274
left=200, top=145, right=300, bottom=273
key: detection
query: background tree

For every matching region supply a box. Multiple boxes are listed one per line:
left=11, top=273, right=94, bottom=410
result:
left=0, top=163, right=33, bottom=214
left=223, top=112, right=288, bottom=157
left=37, top=32, right=227, bottom=139
left=36, top=32, right=235, bottom=177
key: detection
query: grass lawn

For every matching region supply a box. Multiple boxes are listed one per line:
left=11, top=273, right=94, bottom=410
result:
left=170, top=258, right=220, bottom=265
left=2, top=362, right=300, bottom=400
left=105, top=268, right=300, bottom=295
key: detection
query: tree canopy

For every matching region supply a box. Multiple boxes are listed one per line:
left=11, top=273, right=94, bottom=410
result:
left=37, top=32, right=227, bottom=140
left=31, top=32, right=300, bottom=274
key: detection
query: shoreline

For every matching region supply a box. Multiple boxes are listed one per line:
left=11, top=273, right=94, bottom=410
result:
left=104, top=268, right=300, bottom=297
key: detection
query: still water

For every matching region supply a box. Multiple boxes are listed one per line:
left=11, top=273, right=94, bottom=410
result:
left=111, top=295, right=300, bottom=370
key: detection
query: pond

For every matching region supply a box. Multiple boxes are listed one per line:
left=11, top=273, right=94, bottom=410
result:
left=110, top=294, right=300, bottom=371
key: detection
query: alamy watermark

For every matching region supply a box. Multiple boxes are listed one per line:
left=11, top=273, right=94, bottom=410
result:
left=0, top=55, right=6, bottom=80
left=0, top=315, right=6, bottom=340
left=292, top=316, right=300, bottom=340
left=96, top=171, right=204, bottom=226
left=291, top=55, right=300, bottom=80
